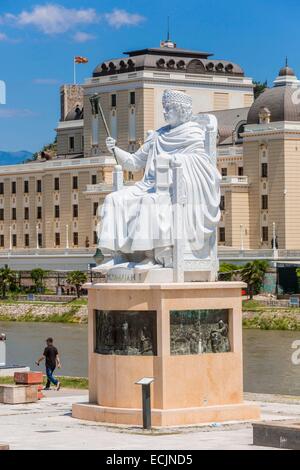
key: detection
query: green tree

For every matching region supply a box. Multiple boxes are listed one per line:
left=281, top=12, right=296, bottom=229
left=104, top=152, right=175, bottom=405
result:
left=66, top=271, right=88, bottom=298
left=241, top=260, right=269, bottom=299
left=219, top=263, right=241, bottom=281
left=30, top=268, right=48, bottom=292
left=253, top=80, right=268, bottom=100
left=0, top=265, right=16, bottom=299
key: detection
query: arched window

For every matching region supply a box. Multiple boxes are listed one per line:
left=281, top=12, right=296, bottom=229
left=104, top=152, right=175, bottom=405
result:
left=186, top=59, right=206, bottom=74
left=236, top=122, right=246, bottom=142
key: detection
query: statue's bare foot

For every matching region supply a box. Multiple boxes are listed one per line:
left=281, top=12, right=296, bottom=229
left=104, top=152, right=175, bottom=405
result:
left=134, top=258, right=161, bottom=271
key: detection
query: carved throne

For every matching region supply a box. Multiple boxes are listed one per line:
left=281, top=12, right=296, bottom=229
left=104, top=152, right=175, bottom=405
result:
left=103, top=114, right=219, bottom=283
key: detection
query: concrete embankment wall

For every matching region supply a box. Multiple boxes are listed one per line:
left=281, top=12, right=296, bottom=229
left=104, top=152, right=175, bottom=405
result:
left=0, top=303, right=88, bottom=323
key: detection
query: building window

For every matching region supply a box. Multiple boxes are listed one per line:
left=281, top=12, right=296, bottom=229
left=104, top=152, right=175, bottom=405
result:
left=91, top=174, right=97, bottom=185
left=54, top=177, right=60, bottom=191
left=12, top=208, right=16, bottom=220
left=12, top=234, right=17, bottom=247
left=238, top=166, right=244, bottom=176
left=262, top=226, right=268, bottom=242
left=0, top=209, right=4, bottom=221
left=93, top=231, right=98, bottom=245
left=37, top=180, right=42, bottom=193
left=93, top=202, right=98, bottom=217
left=38, top=233, right=43, bottom=248
left=24, top=234, right=29, bottom=247
left=73, top=176, right=78, bottom=190
left=261, top=163, right=268, bottom=178
left=11, top=181, right=16, bottom=194
left=73, top=204, right=78, bottom=218
left=24, top=180, right=29, bottom=193
left=221, top=168, right=227, bottom=177
left=128, top=171, right=134, bottom=181
left=54, top=205, right=60, bottom=218
left=69, top=136, right=75, bottom=151
left=37, top=206, right=42, bottom=219
left=0, top=235, right=4, bottom=247
left=220, top=195, right=225, bottom=211
left=262, top=195, right=268, bottom=210
left=73, top=232, right=78, bottom=246
left=24, top=207, right=29, bottom=220
left=0, top=182, right=3, bottom=195
left=55, top=233, right=60, bottom=247
left=219, top=227, right=226, bottom=242
left=130, top=91, right=135, bottom=105
left=111, top=94, right=117, bottom=107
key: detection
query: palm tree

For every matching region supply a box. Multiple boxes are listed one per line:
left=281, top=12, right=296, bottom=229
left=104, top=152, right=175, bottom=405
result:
left=66, top=271, right=88, bottom=298
left=241, top=260, right=269, bottom=299
left=0, top=265, right=16, bottom=299
left=219, top=263, right=241, bottom=281
left=31, top=268, right=48, bottom=293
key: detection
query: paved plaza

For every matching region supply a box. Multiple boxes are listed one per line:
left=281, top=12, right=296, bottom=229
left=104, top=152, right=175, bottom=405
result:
left=1, top=391, right=300, bottom=450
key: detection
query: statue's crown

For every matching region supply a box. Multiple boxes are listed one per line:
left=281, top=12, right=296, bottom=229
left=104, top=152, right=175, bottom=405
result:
left=162, top=89, right=192, bottom=108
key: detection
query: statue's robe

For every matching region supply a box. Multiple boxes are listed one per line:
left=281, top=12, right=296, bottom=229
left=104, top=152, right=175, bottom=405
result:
left=99, top=120, right=221, bottom=254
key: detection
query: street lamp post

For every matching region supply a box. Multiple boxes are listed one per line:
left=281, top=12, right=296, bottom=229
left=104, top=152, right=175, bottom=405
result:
left=9, top=226, right=12, bottom=251
left=36, top=225, right=39, bottom=250
left=272, top=222, right=279, bottom=297
left=240, top=224, right=244, bottom=251
left=66, top=225, right=69, bottom=249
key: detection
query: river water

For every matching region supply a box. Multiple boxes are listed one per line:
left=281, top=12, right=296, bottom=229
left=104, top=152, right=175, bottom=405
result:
left=1, top=322, right=300, bottom=396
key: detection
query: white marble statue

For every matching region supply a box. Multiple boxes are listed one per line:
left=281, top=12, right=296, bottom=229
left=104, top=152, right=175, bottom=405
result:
left=97, top=89, right=221, bottom=280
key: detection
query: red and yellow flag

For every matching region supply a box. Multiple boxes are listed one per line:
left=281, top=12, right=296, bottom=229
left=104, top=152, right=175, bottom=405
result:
left=75, top=56, right=89, bottom=64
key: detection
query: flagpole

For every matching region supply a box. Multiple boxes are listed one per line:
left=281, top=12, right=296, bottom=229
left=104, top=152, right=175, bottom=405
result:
left=73, top=57, right=76, bottom=85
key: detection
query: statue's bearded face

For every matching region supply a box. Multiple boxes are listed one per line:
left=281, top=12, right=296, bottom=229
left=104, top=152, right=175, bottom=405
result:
left=163, top=103, right=182, bottom=127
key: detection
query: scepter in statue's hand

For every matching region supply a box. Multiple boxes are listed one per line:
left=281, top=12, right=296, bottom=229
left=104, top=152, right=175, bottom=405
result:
left=89, top=93, right=118, bottom=164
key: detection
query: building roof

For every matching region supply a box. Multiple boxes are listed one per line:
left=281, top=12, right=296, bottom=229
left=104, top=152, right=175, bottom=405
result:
left=93, top=43, right=244, bottom=78
left=124, top=46, right=213, bottom=59
left=247, top=64, right=300, bottom=124
left=204, top=107, right=249, bottom=145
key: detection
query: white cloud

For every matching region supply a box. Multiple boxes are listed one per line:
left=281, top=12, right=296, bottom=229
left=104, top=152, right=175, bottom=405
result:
left=0, top=32, right=8, bottom=41
left=73, top=31, right=96, bottom=43
left=0, top=108, right=37, bottom=118
left=33, top=78, right=60, bottom=85
left=104, top=9, right=145, bottom=29
left=3, top=4, right=99, bottom=35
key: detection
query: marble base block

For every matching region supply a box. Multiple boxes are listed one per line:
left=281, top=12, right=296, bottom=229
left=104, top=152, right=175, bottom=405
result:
left=72, top=281, right=260, bottom=427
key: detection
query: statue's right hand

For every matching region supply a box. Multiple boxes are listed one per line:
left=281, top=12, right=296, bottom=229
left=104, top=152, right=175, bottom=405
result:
left=106, top=137, right=116, bottom=153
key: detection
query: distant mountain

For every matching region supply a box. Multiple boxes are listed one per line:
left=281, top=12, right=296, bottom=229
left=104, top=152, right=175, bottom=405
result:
left=0, top=150, right=33, bottom=165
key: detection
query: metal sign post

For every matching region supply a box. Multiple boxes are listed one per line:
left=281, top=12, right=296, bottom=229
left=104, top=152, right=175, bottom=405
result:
left=0, top=333, right=6, bottom=367
left=135, top=377, right=154, bottom=430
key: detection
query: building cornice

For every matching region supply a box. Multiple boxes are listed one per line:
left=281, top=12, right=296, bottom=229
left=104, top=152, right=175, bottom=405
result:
left=0, top=156, right=110, bottom=176
left=84, top=69, right=253, bottom=92
left=56, top=119, right=83, bottom=130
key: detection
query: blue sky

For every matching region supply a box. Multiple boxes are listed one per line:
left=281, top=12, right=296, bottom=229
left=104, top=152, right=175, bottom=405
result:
left=0, top=0, right=299, bottom=152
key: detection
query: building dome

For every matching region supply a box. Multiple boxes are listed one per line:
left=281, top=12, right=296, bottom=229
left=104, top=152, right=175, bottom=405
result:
left=65, top=106, right=83, bottom=121
left=247, top=65, right=300, bottom=124
left=279, top=65, right=295, bottom=77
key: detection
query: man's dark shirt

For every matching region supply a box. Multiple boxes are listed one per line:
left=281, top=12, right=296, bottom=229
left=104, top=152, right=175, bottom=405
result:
left=43, top=345, right=58, bottom=369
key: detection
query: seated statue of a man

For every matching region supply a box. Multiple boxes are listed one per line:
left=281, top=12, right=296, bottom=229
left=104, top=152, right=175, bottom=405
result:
left=98, top=89, right=221, bottom=271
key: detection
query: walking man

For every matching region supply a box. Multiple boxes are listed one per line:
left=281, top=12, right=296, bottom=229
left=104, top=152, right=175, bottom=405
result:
left=36, top=337, right=61, bottom=391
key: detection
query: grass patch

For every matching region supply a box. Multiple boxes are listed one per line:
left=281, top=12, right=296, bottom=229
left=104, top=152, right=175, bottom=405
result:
left=67, top=298, right=88, bottom=306
left=243, top=315, right=300, bottom=331
left=0, top=375, right=88, bottom=389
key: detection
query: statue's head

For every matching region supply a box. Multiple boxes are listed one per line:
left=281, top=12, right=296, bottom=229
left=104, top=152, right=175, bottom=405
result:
left=162, top=89, right=193, bottom=127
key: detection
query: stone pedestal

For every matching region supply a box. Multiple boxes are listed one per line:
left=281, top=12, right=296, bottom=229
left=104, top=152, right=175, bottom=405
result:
left=0, top=384, right=38, bottom=404
left=72, top=282, right=260, bottom=426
